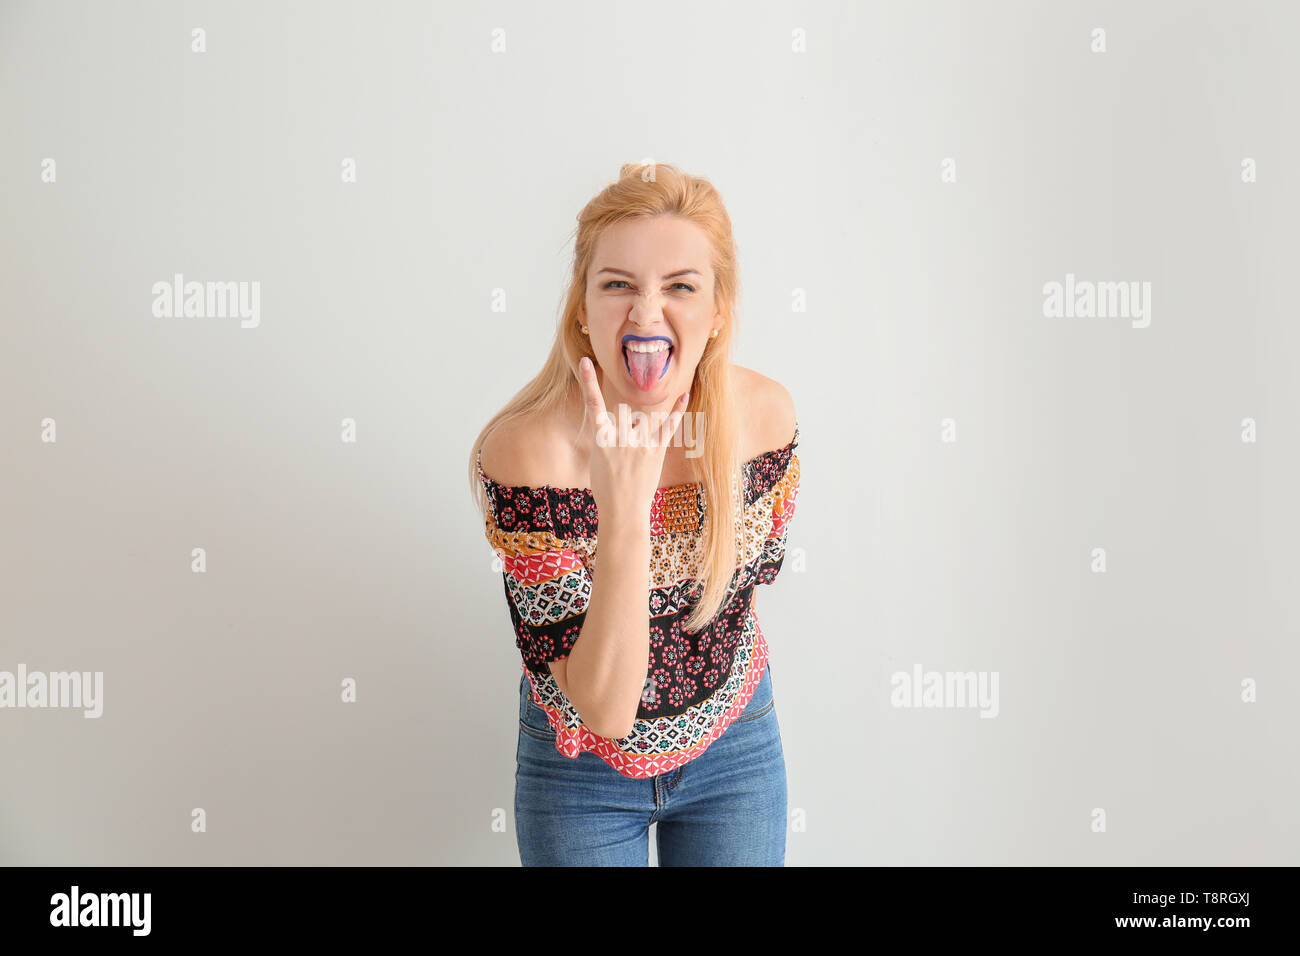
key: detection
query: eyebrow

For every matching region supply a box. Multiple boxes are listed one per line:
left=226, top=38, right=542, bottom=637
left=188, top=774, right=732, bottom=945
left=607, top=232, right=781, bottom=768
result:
left=596, top=268, right=702, bottom=280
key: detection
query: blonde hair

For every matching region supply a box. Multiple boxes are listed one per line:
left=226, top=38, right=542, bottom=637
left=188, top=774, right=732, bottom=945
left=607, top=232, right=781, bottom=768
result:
left=468, top=161, right=744, bottom=633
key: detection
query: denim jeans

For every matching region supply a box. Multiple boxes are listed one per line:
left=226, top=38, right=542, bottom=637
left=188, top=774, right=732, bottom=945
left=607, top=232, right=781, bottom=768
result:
left=514, top=662, right=787, bottom=866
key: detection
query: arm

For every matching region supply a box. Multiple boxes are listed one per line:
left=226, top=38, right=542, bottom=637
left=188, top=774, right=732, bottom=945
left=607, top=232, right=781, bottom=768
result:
left=549, top=511, right=650, bottom=739
left=550, top=356, right=688, bottom=739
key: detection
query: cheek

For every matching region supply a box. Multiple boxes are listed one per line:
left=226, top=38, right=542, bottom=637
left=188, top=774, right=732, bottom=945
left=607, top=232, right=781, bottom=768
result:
left=677, top=346, right=706, bottom=373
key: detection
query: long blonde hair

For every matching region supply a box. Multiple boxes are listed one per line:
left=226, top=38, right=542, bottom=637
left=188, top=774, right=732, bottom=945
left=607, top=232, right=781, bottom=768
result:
left=468, top=161, right=745, bottom=633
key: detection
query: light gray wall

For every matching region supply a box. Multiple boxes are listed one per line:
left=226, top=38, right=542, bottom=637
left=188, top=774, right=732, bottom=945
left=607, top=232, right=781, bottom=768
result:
left=1, top=0, right=1295, bottom=865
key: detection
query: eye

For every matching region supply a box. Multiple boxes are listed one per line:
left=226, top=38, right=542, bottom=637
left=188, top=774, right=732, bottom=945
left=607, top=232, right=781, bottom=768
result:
left=601, top=280, right=696, bottom=292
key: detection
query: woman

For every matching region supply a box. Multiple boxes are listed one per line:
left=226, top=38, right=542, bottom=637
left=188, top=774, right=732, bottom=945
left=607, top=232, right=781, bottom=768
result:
left=469, top=162, right=800, bottom=866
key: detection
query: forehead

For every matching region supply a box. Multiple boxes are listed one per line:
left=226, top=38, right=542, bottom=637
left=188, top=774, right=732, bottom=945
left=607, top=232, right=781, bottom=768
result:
left=592, top=216, right=712, bottom=271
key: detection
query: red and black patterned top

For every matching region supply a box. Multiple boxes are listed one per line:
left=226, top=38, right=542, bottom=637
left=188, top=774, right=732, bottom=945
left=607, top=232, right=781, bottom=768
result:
left=477, top=423, right=800, bottom=778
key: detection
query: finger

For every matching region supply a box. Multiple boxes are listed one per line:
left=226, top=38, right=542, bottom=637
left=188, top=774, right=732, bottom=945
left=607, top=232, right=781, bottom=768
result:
left=577, top=356, right=608, bottom=427
left=656, top=391, right=690, bottom=447
left=625, top=405, right=645, bottom=447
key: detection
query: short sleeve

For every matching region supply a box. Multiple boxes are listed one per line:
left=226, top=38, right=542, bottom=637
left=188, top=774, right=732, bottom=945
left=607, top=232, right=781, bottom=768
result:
left=479, top=454, right=595, bottom=673
left=756, top=441, right=800, bottom=586
left=493, top=539, right=592, bottom=672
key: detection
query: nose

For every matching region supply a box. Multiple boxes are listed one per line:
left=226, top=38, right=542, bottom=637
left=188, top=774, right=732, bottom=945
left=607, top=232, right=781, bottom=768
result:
left=630, top=288, right=665, bottom=321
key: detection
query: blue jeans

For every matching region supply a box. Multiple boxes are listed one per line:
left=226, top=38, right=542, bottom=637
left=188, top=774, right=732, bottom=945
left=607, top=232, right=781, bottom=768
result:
left=514, top=662, right=787, bottom=866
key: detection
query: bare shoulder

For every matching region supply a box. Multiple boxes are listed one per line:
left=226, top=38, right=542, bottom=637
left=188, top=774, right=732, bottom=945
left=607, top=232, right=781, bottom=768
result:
left=479, top=409, right=583, bottom=489
left=734, top=365, right=797, bottom=459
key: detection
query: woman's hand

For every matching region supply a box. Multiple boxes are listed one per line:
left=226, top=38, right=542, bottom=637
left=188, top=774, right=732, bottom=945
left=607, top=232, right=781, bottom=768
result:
left=575, top=355, right=690, bottom=523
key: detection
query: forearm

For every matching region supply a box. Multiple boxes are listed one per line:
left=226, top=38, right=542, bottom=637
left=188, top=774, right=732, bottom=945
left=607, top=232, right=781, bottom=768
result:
left=565, top=511, right=650, bottom=738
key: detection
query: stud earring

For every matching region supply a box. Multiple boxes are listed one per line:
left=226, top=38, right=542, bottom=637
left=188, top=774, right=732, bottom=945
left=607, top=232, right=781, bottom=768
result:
left=580, top=325, right=589, bottom=334
left=710, top=329, right=719, bottom=337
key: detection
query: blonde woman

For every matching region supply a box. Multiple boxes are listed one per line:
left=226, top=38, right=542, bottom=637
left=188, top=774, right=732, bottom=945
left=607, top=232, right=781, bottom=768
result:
left=470, top=163, right=801, bottom=866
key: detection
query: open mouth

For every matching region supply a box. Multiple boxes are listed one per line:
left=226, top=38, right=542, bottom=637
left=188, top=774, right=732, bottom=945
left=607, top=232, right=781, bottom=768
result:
left=622, top=337, right=674, bottom=391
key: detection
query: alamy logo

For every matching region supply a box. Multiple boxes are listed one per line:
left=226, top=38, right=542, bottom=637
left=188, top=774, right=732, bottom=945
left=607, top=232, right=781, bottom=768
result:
left=890, top=664, right=999, bottom=718
left=596, top=407, right=704, bottom=458
left=151, top=273, right=260, bottom=328
left=1042, top=272, right=1151, bottom=328
left=50, top=885, right=150, bottom=936
left=0, top=665, right=103, bottom=718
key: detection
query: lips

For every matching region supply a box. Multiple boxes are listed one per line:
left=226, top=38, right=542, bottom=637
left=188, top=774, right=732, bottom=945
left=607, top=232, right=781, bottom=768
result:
left=622, top=335, right=674, bottom=391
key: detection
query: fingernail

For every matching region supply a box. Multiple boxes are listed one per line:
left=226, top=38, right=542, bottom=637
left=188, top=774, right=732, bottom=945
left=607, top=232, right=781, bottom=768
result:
left=580, top=356, right=590, bottom=371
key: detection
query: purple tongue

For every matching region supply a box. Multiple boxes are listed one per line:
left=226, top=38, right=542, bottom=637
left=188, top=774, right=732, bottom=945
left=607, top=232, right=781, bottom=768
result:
left=626, top=346, right=670, bottom=390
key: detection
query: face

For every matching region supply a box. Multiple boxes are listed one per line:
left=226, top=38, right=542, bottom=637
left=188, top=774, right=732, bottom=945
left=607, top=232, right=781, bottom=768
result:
left=582, top=215, right=721, bottom=415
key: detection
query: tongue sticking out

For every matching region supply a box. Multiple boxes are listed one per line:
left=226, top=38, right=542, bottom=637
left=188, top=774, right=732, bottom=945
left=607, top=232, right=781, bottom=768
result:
left=625, top=347, right=672, bottom=391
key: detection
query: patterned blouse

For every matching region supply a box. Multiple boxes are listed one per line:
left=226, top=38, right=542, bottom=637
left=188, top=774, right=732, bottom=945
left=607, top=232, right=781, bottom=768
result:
left=477, top=422, right=800, bottom=778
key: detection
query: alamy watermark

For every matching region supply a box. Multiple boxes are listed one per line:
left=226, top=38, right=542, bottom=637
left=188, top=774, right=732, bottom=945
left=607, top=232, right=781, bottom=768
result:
left=151, top=273, right=260, bottom=328
left=890, top=664, right=999, bottom=718
left=1042, top=272, right=1151, bottom=328
left=595, top=406, right=704, bottom=458
left=0, top=665, right=103, bottom=718
left=50, top=885, right=150, bottom=936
